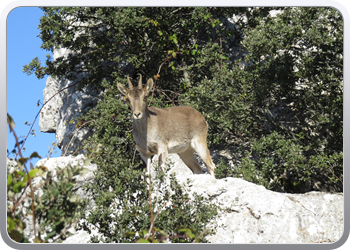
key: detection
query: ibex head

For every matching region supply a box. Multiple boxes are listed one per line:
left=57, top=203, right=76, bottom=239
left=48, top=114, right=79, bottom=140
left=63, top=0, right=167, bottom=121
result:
left=117, top=75, right=154, bottom=120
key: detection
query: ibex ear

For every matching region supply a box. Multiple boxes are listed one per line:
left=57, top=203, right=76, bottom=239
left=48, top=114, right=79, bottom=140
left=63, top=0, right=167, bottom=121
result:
left=117, top=83, right=128, bottom=96
left=144, top=79, right=154, bottom=95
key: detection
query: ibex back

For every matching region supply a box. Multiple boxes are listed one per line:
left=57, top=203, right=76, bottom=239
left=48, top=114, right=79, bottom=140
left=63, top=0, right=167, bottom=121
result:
left=117, top=75, right=215, bottom=178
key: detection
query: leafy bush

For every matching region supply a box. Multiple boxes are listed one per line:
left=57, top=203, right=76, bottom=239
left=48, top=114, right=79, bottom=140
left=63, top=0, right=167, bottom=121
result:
left=236, top=132, right=343, bottom=193
left=242, top=7, right=343, bottom=155
left=7, top=114, right=87, bottom=243
left=214, top=158, right=234, bottom=180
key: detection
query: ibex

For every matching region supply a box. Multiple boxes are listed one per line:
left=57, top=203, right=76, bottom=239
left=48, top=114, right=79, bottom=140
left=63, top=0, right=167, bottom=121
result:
left=117, top=75, right=215, bottom=178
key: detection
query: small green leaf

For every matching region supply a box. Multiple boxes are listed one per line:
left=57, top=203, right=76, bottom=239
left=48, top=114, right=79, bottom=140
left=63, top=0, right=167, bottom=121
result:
left=63, top=168, right=69, bottom=178
left=7, top=175, right=12, bottom=186
left=15, top=170, right=24, bottom=177
left=177, top=228, right=187, bottom=233
left=69, top=195, right=80, bottom=203
left=7, top=113, right=15, bottom=129
left=18, top=158, right=28, bottom=165
left=80, top=168, right=90, bottom=175
left=84, top=158, right=92, bottom=166
left=186, top=230, right=195, bottom=239
left=7, top=217, right=15, bottom=231
left=37, top=169, right=47, bottom=177
left=136, top=238, right=149, bottom=243
left=30, top=152, right=42, bottom=159
left=9, top=229, right=23, bottom=242
left=53, top=189, right=58, bottom=197
left=13, top=181, right=26, bottom=193
left=28, top=169, right=38, bottom=179
left=124, top=231, right=136, bottom=237
left=45, top=230, right=56, bottom=240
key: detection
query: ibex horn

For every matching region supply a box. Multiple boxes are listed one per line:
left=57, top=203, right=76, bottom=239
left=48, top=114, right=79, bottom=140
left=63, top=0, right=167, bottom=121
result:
left=138, top=74, right=143, bottom=88
left=127, top=76, right=133, bottom=89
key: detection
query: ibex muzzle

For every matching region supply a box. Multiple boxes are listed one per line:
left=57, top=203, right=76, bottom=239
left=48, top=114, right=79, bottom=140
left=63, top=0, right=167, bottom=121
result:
left=117, top=75, right=215, bottom=178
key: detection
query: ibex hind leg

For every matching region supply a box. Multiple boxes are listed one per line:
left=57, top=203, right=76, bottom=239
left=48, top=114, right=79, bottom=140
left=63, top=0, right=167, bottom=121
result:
left=192, top=138, right=216, bottom=178
left=178, top=147, right=202, bottom=174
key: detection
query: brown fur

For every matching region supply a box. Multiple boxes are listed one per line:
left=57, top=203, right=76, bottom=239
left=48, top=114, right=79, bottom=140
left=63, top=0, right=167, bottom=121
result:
left=117, top=75, right=215, bottom=177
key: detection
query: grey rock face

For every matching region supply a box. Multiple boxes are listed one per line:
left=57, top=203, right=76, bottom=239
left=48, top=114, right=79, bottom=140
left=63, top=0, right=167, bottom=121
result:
left=176, top=175, right=343, bottom=243
left=39, top=50, right=102, bottom=155
left=39, top=76, right=64, bottom=133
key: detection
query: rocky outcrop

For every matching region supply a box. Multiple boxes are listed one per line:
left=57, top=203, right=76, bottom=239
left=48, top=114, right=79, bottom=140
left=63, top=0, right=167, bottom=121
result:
left=39, top=48, right=103, bottom=155
left=180, top=176, right=343, bottom=243
left=64, top=176, right=344, bottom=244
left=7, top=154, right=340, bottom=244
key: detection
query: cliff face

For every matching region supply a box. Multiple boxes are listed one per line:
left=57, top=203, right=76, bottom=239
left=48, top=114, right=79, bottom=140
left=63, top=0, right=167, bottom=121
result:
left=39, top=48, right=102, bottom=155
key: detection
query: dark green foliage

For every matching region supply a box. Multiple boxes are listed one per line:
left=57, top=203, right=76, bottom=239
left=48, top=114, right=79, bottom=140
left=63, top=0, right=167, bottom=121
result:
left=242, top=7, right=343, bottom=155
left=180, top=59, right=255, bottom=145
left=235, top=7, right=343, bottom=192
left=135, top=226, right=203, bottom=243
left=236, top=132, right=343, bottom=193
left=179, top=7, right=343, bottom=193
left=24, top=7, right=244, bottom=91
left=7, top=159, right=86, bottom=242
left=213, top=158, right=235, bottom=180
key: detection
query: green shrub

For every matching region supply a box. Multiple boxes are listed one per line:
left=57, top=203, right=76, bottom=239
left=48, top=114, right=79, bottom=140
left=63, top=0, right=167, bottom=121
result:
left=236, top=132, right=343, bottom=193
left=7, top=114, right=87, bottom=243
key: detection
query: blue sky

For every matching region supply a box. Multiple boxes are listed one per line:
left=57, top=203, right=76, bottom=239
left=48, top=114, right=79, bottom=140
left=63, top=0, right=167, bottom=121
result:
left=7, top=7, right=62, bottom=167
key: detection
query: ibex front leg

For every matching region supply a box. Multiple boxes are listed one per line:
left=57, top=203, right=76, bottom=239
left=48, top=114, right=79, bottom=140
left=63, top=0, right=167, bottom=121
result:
left=157, top=146, right=168, bottom=172
left=140, top=153, right=152, bottom=176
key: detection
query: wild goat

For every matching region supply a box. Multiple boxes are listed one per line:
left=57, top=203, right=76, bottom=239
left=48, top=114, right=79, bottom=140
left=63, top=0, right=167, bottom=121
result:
left=117, top=75, right=215, bottom=178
